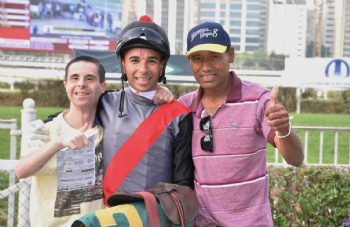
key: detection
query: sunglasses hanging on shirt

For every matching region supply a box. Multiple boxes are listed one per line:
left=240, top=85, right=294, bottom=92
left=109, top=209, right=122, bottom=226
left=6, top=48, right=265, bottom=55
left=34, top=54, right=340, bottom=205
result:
left=200, top=115, right=213, bottom=152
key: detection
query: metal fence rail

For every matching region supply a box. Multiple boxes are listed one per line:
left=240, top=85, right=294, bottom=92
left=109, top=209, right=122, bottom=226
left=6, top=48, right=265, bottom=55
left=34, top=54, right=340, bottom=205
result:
left=270, top=126, right=350, bottom=166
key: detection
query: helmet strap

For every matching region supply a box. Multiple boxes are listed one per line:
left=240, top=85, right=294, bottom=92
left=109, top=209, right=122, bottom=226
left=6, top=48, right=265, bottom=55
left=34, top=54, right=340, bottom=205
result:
left=160, top=59, right=168, bottom=84
left=118, top=77, right=127, bottom=118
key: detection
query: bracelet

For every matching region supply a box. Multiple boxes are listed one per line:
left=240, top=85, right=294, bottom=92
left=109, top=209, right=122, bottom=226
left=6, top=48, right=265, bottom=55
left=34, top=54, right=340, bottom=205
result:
left=276, top=121, right=292, bottom=138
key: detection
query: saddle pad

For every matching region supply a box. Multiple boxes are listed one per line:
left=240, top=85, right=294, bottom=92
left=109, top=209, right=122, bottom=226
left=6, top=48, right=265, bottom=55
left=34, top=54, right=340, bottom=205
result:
left=70, top=202, right=193, bottom=227
left=107, top=183, right=199, bottom=226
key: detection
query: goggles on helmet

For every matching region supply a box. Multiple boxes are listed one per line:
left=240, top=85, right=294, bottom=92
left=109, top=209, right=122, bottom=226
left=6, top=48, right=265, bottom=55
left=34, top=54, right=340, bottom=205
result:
left=116, top=27, right=170, bottom=59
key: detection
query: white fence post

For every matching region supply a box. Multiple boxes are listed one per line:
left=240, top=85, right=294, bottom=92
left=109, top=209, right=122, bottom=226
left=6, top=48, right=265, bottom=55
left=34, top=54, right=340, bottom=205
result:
left=8, top=119, right=18, bottom=227
left=304, top=130, right=308, bottom=165
left=18, top=98, right=37, bottom=227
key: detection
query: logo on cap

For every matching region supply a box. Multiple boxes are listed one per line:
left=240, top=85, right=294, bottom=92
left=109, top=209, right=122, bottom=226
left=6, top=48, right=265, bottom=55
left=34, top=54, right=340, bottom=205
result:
left=191, top=28, right=219, bottom=41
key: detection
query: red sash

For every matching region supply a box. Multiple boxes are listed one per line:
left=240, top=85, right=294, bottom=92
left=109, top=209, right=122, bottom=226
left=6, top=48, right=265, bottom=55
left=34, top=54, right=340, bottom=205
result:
left=103, top=100, right=191, bottom=206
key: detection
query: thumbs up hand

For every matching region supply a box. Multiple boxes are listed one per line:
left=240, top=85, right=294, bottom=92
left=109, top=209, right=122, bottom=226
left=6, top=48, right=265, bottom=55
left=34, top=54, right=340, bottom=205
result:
left=269, top=86, right=279, bottom=106
left=264, top=87, right=290, bottom=135
left=58, top=123, right=90, bottom=150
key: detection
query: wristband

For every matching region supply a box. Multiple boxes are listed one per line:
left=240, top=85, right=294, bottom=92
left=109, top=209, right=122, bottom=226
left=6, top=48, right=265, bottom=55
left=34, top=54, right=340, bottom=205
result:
left=276, top=121, right=292, bottom=138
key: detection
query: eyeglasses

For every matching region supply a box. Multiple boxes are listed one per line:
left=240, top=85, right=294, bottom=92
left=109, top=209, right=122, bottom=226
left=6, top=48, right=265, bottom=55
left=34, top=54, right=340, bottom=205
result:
left=200, top=115, right=213, bottom=152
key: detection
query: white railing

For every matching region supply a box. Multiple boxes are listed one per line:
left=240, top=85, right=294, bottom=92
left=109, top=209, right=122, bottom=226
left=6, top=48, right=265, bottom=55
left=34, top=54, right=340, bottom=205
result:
left=269, top=126, right=350, bottom=167
left=0, top=54, right=68, bottom=64
left=0, top=119, right=20, bottom=227
left=0, top=98, right=37, bottom=227
left=295, top=126, right=350, bottom=165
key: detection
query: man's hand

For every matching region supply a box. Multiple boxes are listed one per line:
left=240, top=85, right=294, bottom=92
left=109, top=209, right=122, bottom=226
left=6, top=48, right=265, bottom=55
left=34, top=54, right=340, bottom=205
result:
left=27, top=120, right=49, bottom=140
left=154, top=84, right=174, bottom=104
left=264, top=87, right=290, bottom=136
left=264, top=87, right=304, bottom=167
left=58, top=123, right=89, bottom=150
left=27, top=120, right=48, bottom=148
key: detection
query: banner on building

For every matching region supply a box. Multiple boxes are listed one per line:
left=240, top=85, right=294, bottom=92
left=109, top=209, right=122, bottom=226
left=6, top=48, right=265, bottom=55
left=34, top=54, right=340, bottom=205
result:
left=284, top=58, right=350, bottom=89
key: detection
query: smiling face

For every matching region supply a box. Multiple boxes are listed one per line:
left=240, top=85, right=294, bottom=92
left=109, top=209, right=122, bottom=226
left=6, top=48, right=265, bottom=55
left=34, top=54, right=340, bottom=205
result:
left=122, top=48, right=164, bottom=92
left=64, top=61, right=106, bottom=111
left=187, top=47, right=235, bottom=91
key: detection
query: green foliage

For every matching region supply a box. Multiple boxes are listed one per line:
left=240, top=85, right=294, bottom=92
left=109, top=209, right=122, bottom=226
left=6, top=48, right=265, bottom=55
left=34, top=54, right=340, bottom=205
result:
left=106, top=83, right=124, bottom=91
left=3, top=80, right=69, bottom=107
left=269, top=51, right=286, bottom=70
left=273, top=87, right=297, bottom=112
left=301, top=100, right=344, bottom=114
left=33, top=80, right=69, bottom=107
left=0, top=82, right=11, bottom=89
left=14, top=80, right=35, bottom=97
left=340, top=89, right=350, bottom=114
left=301, top=88, right=317, bottom=99
left=0, top=91, right=25, bottom=106
left=269, top=165, right=350, bottom=226
left=234, top=51, right=287, bottom=70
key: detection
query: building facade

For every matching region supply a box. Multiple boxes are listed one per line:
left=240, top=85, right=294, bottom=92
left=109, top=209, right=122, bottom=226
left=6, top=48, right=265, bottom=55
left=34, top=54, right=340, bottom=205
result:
left=267, top=3, right=308, bottom=58
left=199, top=0, right=269, bottom=53
left=343, top=0, right=350, bottom=57
left=120, top=0, right=350, bottom=57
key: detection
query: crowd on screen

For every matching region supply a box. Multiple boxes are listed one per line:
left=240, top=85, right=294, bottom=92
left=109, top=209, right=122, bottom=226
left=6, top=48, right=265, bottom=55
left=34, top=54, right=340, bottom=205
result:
left=35, top=0, right=115, bottom=33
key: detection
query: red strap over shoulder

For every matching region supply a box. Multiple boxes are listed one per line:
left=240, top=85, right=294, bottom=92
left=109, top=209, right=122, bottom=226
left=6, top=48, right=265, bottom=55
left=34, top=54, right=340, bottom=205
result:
left=103, top=100, right=190, bottom=206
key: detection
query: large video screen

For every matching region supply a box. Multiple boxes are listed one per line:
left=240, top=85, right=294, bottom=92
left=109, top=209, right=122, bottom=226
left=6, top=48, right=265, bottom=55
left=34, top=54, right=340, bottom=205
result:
left=0, top=0, right=121, bottom=52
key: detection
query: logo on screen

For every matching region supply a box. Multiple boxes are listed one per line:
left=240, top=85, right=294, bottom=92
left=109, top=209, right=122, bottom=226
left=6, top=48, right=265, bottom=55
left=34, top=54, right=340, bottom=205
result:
left=325, top=59, right=350, bottom=78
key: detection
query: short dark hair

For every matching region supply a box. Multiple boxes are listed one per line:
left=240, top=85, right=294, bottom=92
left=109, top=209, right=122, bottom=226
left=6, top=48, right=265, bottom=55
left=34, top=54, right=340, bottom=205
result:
left=65, top=56, right=105, bottom=83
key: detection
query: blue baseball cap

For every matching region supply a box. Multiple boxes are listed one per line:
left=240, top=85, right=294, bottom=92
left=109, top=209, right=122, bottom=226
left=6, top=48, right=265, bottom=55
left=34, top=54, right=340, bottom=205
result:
left=186, top=22, right=231, bottom=57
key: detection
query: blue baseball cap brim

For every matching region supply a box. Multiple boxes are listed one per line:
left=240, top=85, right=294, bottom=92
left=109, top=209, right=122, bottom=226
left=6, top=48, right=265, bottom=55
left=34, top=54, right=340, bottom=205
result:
left=186, top=43, right=227, bottom=57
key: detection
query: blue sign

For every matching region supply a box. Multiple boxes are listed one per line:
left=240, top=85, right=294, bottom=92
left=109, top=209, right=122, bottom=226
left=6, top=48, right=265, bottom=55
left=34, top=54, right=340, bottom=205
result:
left=325, top=59, right=350, bottom=78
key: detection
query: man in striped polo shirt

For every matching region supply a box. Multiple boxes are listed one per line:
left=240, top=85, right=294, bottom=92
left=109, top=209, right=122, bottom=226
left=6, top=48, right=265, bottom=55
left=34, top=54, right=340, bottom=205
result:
left=178, top=22, right=304, bottom=227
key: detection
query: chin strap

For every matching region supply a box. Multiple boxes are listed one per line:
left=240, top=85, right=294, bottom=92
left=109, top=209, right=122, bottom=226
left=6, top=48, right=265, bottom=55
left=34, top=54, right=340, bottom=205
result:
left=161, top=59, right=167, bottom=84
left=118, top=76, right=127, bottom=118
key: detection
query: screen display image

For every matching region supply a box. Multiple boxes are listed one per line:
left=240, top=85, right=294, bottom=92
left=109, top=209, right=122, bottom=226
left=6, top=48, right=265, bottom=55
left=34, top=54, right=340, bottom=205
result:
left=0, top=0, right=121, bottom=52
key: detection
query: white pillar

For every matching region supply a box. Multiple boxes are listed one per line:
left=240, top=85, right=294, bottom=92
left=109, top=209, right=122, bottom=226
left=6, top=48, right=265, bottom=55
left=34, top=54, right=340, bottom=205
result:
left=183, top=0, right=189, bottom=54
left=153, top=0, right=162, bottom=26
left=296, top=87, right=301, bottom=114
left=224, top=0, right=230, bottom=32
left=20, top=98, right=37, bottom=157
left=215, top=0, right=220, bottom=23
left=241, top=0, right=247, bottom=52
left=323, top=89, right=328, bottom=100
left=137, top=0, right=147, bottom=20
left=18, top=98, right=37, bottom=227
left=168, top=0, right=177, bottom=54
left=317, top=90, right=322, bottom=99
left=10, top=75, right=14, bottom=90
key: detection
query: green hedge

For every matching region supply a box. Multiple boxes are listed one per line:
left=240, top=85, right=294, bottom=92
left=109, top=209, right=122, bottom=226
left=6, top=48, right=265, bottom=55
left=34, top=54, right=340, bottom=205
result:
left=0, top=80, right=70, bottom=107
left=1, top=81, right=350, bottom=115
left=268, top=165, right=350, bottom=226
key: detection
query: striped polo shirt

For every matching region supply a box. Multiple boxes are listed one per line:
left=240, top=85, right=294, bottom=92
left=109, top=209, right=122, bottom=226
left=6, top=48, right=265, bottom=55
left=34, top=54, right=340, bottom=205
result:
left=178, top=71, right=275, bottom=227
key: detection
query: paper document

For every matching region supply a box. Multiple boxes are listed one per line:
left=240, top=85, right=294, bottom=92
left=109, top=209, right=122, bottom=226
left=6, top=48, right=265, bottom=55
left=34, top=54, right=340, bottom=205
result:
left=57, top=129, right=97, bottom=192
